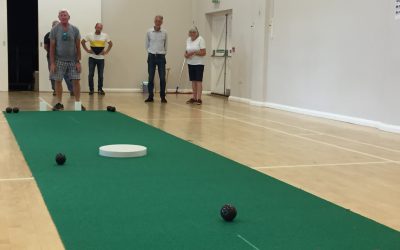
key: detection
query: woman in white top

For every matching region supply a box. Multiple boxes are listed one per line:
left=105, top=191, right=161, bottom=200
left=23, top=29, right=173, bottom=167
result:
left=184, top=27, right=206, bottom=105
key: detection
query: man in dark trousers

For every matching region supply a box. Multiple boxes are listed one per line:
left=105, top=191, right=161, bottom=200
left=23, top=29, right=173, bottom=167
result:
left=145, top=15, right=168, bottom=103
left=81, top=23, right=113, bottom=95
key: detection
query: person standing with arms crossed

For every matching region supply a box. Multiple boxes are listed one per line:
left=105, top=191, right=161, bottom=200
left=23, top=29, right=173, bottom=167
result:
left=145, top=15, right=168, bottom=103
left=81, top=23, right=113, bottom=96
left=50, top=9, right=85, bottom=111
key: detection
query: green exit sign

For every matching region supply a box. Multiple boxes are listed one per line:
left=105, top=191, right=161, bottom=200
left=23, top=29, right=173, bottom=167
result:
left=212, top=0, right=220, bottom=3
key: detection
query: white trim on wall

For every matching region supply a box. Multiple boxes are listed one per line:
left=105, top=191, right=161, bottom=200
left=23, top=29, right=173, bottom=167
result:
left=100, top=88, right=211, bottom=94
left=229, top=96, right=400, bottom=134
left=167, top=88, right=192, bottom=93
left=102, top=88, right=142, bottom=93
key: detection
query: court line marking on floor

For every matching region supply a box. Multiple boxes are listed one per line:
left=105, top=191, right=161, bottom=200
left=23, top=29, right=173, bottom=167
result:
left=143, top=117, right=219, bottom=121
left=237, top=234, right=260, bottom=250
left=201, top=104, right=400, bottom=154
left=296, top=133, right=324, bottom=136
left=0, top=177, right=34, bottom=182
left=255, top=161, right=400, bottom=170
left=170, top=103, right=397, bottom=163
left=39, top=97, right=53, bottom=108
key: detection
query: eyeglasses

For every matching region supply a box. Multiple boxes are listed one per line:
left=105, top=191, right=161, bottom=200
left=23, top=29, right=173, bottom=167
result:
left=62, top=32, right=68, bottom=41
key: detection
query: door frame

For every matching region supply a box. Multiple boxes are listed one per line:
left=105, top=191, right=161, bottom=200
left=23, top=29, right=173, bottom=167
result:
left=0, top=0, right=8, bottom=91
left=206, top=9, right=232, bottom=96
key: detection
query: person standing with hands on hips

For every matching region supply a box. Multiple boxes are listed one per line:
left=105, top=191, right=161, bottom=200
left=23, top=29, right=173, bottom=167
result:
left=81, top=23, right=113, bottom=96
left=185, top=27, right=206, bottom=105
left=145, top=15, right=168, bottom=103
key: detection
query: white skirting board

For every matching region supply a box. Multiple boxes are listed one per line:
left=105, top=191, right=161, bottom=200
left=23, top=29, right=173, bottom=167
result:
left=102, top=88, right=142, bottom=93
left=229, top=96, right=400, bottom=134
left=166, top=88, right=192, bottom=93
left=37, top=89, right=144, bottom=93
left=101, top=88, right=195, bottom=93
left=37, top=88, right=211, bottom=94
left=167, top=89, right=211, bottom=94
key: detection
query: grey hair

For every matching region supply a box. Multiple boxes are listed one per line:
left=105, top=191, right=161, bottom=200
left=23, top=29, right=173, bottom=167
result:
left=58, top=9, right=70, bottom=16
left=189, top=26, right=199, bottom=36
left=155, top=15, right=164, bottom=20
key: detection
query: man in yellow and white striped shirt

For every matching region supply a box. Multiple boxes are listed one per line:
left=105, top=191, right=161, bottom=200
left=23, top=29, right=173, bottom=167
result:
left=81, top=23, right=113, bottom=95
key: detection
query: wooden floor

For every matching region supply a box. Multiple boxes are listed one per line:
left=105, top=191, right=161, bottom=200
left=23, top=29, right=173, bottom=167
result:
left=1, top=91, right=399, bottom=249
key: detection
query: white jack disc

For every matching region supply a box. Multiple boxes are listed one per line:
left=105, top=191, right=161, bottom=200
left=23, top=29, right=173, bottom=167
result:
left=99, top=144, right=147, bottom=158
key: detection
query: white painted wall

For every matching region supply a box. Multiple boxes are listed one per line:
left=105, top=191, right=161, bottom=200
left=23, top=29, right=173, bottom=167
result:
left=195, top=0, right=400, bottom=131
left=266, top=0, right=400, bottom=128
left=3, top=1, right=195, bottom=93
left=0, top=0, right=8, bottom=91
left=38, top=0, right=101, bottom=92
left=101, top=0, right=193, bottom=91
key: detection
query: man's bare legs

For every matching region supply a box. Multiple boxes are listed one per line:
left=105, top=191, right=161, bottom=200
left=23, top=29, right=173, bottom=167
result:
left=73, top=80, right=80, bottom=102
left=73, top=79, right=86, bottom=110
left=55, top=80, right=63, bottom=103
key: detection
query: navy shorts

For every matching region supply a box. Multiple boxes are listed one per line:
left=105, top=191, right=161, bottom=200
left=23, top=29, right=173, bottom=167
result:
left=188, top=65, right=204, bottom=82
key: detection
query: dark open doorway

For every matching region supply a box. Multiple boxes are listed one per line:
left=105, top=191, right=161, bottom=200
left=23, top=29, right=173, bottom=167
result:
left=7, top=0, right=38, bottom=91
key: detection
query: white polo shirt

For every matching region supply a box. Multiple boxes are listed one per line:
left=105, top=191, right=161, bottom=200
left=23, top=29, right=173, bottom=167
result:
left=186, top=36, right=206, bottom=65
left=146, top=27, right=168, bottom=55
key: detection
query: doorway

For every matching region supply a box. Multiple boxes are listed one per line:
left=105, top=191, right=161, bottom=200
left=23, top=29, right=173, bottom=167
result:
left=7, top=0, right=38, bottom=91
left=208, top=11, right=232, bottom=96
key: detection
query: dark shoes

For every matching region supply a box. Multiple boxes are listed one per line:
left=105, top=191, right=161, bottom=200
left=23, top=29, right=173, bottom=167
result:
left=90, top=90, right=105, bottom=95
left=186, top=98, right=202, bottom=105
left=52, top=103, right=64, bottom=111
left=186, top=98, right=196, bottom=104
left=52, top=91, right=56, bottom=96
left=145, top=97, right=167, bottom=103
left=52, top=103, right=85, bottom=111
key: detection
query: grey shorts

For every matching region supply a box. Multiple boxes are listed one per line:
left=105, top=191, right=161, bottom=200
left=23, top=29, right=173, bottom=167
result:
left=51, top=60, right=80, bottom=81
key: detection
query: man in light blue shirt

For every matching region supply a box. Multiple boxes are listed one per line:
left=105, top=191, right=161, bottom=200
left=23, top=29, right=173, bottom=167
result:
left=145, top=15, right=168, bottom=103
